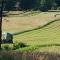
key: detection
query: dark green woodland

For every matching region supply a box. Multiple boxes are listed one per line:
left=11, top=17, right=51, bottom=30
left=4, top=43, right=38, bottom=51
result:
left=0, top=0, right=60, bottom=11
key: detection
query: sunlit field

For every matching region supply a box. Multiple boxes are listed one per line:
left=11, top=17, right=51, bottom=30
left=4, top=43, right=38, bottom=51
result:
left=2, top=11, right=60, bottom=53
left=2, top=11, right=60, bottom=33
left=14, top=19, right=60, bottom=53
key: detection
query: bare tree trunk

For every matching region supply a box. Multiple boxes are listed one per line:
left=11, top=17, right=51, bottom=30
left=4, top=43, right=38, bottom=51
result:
left=0, top=0, right=3, bottom=49
left=0, top=8, right=2, bottom=49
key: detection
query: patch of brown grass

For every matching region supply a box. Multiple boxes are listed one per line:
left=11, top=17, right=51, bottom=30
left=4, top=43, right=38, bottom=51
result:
left=2, top=12, right=60, bottom=33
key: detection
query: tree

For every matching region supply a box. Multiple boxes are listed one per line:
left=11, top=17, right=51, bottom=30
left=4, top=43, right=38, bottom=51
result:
left=0, top=0, right=3, bottom=49
left=33, top=0, right=41, bottom=10
left=20, top=0, right=36, bottom=10
left=40, top=0, right=55, bottom=11
left=39, top=0, right=47, bottom=11
left=55, top=0, right=60, bottom=6
left=5, top=0, right=15, bottom=11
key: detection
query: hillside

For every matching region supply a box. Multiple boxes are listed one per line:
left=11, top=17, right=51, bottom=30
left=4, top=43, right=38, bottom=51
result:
left=13, top=19, right=60, bottom=53
left=2, top=11, right=60, bottom=53
left=2, top=12, right=60, bottom=33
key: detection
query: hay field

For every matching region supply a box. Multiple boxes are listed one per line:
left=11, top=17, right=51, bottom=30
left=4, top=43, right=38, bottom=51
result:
left=2, top=11, right=60, bottom=53
left=13, top=19, right=60, bottom=53
left=2, top=11, right=60, bottom=33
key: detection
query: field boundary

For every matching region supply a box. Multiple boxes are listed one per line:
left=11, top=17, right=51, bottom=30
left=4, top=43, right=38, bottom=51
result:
left=13, top=18, right=60, bottom=36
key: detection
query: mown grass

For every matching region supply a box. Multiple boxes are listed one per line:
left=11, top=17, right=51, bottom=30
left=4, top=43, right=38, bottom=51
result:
left=2, top=11, right=60, bottom=33
left=13, top=19, right=60, bottom=53
left=2, top=11, right=60, bottom=53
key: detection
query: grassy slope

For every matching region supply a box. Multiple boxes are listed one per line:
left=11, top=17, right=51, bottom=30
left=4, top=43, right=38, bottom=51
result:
left=14, top=19, right=60, bottom=53
left=2, top=12, right=60, bottom=33
left=14, top=19, right=60, bottom=44
left=2, top=11, right=60, bottom=53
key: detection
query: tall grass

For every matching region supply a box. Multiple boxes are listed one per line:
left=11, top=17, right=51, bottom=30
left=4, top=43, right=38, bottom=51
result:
left=0, top=51, right=60, bottom=60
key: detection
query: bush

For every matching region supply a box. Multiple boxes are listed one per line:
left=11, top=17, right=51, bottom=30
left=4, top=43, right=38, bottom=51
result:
left=13, top=42, right=26, bottom=50
left=3, top=45, right=11, bottom=50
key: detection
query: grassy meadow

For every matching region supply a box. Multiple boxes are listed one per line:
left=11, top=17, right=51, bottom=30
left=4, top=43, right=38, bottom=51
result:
left=2, top=11, right=60, bottom=53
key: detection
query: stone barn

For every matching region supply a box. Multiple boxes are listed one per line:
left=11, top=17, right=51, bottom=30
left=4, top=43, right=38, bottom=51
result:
left=2, top=32, right=13, bottom=43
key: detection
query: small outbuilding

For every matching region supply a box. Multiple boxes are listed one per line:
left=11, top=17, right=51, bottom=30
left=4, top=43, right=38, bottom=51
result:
left=2, top=32, right=13, bottom=43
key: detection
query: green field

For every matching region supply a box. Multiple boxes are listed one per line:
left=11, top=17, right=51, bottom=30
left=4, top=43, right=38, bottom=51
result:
left=2, top=11, right=60, bottom=53
left=13, top=19, right=60, bottom=53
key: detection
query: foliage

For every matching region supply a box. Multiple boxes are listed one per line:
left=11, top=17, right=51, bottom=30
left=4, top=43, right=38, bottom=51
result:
left=13, top=42, right=26, bottom=50
left=1, top=0, right=60, bottom=11
left=57, top=7, right=60, bottom=10
left=14, top=19, right=60, bottom=52
left=20, top=0, right=36, bottom=10
left=3, top=44, right=11, bottom=50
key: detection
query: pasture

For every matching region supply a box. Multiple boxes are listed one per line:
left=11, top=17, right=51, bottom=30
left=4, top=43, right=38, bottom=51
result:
left=2, top=11, right=60, bottom=33
left=2, top=11, right=60, bottom=53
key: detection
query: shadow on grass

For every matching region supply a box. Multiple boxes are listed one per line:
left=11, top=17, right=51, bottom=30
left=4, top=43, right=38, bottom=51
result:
left=37, top=44, right=60, bottom=48
left=7, top=11, right=40, bottom=17
left=13, top=19, right=60, bottom=36
left=48, top=10, right=60, bottom=12
left=21, top=44, right=60, bottom=52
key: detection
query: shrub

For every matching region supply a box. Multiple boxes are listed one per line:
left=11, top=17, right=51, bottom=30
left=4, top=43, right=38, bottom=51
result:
left=13, top=42, right=26, bottom=50
left=3, top=45, right=11, bottom=50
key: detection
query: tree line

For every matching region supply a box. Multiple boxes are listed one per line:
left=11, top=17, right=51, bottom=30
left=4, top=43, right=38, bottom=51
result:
left=0, top=0, right=60, bottom=11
